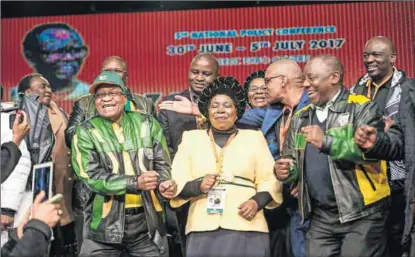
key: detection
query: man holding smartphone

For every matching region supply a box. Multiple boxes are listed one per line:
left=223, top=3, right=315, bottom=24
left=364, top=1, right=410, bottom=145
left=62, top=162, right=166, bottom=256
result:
left=1, top=191, right=62, bottom=257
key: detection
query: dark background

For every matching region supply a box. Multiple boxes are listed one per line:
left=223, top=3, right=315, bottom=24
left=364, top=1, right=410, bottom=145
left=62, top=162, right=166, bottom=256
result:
left=1, top=1, right=346, bottom=18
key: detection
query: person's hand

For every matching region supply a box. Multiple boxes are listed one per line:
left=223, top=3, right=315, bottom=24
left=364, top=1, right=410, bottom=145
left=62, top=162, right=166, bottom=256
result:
left=31, top=191, right=61, bottom=228
left=274, top=158, right=295, bottom=181
left=17, top=192, right=62, bottom=239
left=17, top=207, right=31, bottom=239
left=1, top=215, right=14, bottom=231
left=12, top=111, right=30, bottom=147
left=383, top=116, right=395, bottom=132
left=290, top=185, right=299, bottom=198
left=238, top=200, right=258, bottom=221
left=159, top=95, right=193, bottom=115
left=354, top=125, right=377, bottom=150
left=300, top=125, right=324, bottom=149
left=158, top=180, right=177, bottom=199
left=200, top=174, right=218, bottom=193
left=137, top=171, right=159, bottom=191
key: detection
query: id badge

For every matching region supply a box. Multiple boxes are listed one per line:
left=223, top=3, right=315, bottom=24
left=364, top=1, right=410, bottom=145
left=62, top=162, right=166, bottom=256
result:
left=206, top=187, right=227, bottom=214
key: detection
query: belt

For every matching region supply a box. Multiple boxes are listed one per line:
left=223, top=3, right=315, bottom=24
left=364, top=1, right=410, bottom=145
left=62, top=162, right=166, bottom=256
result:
left=125, top=207, right=144, bottom=215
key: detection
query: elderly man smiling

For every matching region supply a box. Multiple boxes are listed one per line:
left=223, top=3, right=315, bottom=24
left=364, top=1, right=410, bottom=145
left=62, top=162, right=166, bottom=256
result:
left=72, top=71, right=176, bottom=257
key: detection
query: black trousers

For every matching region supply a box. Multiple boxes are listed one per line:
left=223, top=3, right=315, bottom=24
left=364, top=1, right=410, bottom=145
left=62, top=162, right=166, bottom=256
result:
left=307, top=210, right=388, bottom=257
left=50, top=222, right=78, bottom=257
left=409, top=221, right=415, bottom=257
left=386, top=190, right=406, bottom=257
left=79, top=212, right=168, bottom=257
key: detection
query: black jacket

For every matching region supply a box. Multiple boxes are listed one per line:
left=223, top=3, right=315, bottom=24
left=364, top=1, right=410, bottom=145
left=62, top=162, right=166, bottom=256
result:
left=1, top=219, right=51, bottom=257
left=64, top=92, right=155, bottom=213
left=1, top=142, right=21, bottom=183
left=400, top=78, right=415, bottom=246
left=283, top=88, right=403, bottom=224
left=157, top=89, right=198, bottom=159
left=71, top=112, right=170, bottom=249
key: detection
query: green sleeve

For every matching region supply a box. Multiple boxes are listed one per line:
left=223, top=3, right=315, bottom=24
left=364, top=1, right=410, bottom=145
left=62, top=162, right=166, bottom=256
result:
left=71, top=125, right=138, bottom=195
left=321, top=101, right=384, bottom=164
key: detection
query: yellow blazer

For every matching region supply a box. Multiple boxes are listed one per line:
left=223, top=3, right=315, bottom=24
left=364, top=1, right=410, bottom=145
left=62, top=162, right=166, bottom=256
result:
left=170, top=129, right=283, bottom=235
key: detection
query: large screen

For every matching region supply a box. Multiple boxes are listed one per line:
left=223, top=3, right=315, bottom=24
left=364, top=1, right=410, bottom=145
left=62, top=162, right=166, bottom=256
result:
left=1, top=1, right=414, bottom=111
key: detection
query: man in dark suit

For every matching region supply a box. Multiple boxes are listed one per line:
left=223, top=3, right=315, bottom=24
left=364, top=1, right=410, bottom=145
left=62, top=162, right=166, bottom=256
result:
left=157, top=53, right=219, bottom=256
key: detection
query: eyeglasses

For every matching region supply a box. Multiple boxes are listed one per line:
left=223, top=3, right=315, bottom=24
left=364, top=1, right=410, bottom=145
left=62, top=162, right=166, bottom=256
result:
left=248, top=86, right=268, bottom=93
left=95, top=92, right=124, bottom=100
left=101, top=68, right=126, bottom=74
left=41, top=46, right=88, bottom=63
left=264, top=75, right=285, bottom=85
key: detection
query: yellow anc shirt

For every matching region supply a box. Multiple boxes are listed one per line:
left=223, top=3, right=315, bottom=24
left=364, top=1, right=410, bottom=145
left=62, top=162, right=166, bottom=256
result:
left=112, top=102, right=163, bottom=211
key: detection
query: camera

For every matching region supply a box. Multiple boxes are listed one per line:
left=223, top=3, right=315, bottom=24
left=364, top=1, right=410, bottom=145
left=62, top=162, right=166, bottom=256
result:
left=1, top=92, right=25, bottom=129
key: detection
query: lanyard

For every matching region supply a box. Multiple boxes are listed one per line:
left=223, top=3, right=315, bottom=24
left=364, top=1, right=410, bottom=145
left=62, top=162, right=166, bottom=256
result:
left=366, top=72, right=393, bottom=100
left=279, top=106, right=293, bottom=151
left=208, top=129, right=237, bottom=185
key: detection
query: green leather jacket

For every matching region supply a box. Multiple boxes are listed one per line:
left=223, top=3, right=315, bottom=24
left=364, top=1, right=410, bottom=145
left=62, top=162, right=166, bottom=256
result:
left=71, top=111, right=170, bottom=250
left=282, top=88, right=403, bottom=224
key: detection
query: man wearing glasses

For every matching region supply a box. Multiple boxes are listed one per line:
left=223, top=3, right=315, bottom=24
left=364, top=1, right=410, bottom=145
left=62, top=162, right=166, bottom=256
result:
left=14, top=23, right=90, bottom=100
left=65, top=56, right=155, bottom=251
left=238, top=59, right=309, bottom=257
left=275, top=54, right=403, bottom=257
left=72, top=71, right=175, bottom=257
left=65, top=56, right=155, bottom=147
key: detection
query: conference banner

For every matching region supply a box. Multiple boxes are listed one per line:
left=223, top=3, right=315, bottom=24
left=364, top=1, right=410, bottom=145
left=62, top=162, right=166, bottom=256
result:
left=1, top=1, right=414, bottom=111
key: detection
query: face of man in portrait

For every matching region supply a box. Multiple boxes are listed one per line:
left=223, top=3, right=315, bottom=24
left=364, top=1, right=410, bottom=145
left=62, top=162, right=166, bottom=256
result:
left=25, top=26, right=88, bottom=92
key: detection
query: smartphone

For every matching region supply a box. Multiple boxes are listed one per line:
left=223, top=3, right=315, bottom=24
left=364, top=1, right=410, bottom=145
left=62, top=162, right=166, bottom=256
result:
left=9, top=114, right=16, bottom=130
left=31, top=162, right=54, bottom=203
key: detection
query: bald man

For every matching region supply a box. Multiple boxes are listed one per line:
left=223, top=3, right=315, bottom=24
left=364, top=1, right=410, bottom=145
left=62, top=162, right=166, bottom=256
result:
left=239, top=60, right=308, bottom=158
left=351, top=36, right=415, bottom=257
left=158, top=53, right=219, bottom=159
left=237, top=60, right=309, bottom=257
left=275, top=54, right=403, bottom=257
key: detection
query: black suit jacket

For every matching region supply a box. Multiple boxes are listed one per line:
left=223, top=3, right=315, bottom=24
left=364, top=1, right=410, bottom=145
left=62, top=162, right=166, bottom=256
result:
left=400, top=77, right=415, bottom=247
left=157, top=89, right=198, bottom=160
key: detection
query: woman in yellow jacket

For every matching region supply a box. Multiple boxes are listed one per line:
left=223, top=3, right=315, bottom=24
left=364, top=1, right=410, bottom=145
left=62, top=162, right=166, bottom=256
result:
left=170, top=77, right=283, bottom=257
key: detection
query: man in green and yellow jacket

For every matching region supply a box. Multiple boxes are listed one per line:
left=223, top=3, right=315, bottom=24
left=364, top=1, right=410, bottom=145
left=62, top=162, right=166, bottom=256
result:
left=274, top=54, right=403, bottom=257
left=65, top=56, right=156, bottom=249
left=72, top=71, right=176, bottom=257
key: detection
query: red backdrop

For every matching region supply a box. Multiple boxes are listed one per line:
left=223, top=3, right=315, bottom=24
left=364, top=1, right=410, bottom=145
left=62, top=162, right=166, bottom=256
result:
left=2, top=1, right=415, bottom=111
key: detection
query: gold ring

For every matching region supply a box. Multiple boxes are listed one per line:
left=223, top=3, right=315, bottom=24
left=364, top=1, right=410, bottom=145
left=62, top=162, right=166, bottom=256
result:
left=57, top=209, right=63, bottom=216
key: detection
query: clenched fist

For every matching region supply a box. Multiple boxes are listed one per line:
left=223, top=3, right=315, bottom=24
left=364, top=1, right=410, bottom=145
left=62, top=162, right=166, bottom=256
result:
left=274, top=158, right=295, bottom=181
left=300, top=125, right=324, bottom=149
left=158, top=180, right=177, bottom=199
left=137, top=171, right=159, bottom=191
left=200, top=174, right=218, bottom=193
left=354, top=125, right=377, bottom=150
